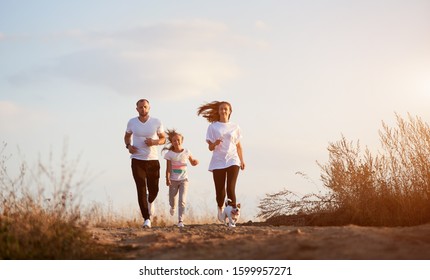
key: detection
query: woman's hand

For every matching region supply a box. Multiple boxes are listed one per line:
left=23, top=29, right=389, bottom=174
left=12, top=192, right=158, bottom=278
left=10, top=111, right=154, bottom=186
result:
left=240, top=161, right=246, bottom=170
left=208, top=139, right=222, bottom=151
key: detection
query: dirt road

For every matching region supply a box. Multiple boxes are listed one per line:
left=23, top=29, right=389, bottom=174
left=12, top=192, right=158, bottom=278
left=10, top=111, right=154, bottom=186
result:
left=90, top=222, right=430, bottom=259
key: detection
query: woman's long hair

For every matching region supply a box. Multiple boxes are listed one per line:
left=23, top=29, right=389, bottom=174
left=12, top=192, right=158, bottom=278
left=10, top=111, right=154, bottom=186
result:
left=162, top=129, right=183, bottom=152
left=197, top=101, right=232, bottom=123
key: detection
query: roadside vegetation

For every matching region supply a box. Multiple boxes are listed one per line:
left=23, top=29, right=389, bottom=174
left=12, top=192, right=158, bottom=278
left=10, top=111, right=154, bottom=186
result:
left=3, top=113, right=429, bottom=259
left=259, top=114, right=430, bottom=226
left=0, top=142, right=213, bottom=259
left=0, top=143, right=116, bottom=259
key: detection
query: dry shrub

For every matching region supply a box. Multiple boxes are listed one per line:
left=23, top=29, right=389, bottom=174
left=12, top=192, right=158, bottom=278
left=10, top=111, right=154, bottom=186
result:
left=259, top=113, right=430, bottom=226
left=257, top=188, right=337, bottom=226
left=0, top=143, right=112, bottom=259
left=0, top=205, right=105, bottom=259
left=320, top=113, right=430, bottom=225
left=257, top=189, right=333, bottom=219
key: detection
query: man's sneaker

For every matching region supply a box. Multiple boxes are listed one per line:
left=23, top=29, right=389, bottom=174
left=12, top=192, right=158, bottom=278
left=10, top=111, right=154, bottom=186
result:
left=148, top=203, right=154, bottom=216
left=217, top=206, right=224, bottom=223
left=178, top=221, right=184, bottom=228
left=170, top=207, right=175, bottom=216
left=143, top=219, right=151, bottom=228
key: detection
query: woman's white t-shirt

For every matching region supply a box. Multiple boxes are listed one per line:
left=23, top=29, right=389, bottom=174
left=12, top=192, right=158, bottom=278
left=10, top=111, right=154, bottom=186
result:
left=206, top=121, right=242, bottom=171
left=164, top=149, right=192, bottom=181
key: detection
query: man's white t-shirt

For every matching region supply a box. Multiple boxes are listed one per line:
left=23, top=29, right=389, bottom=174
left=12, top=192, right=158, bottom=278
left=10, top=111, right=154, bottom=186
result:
left=126, top=117, right=164, bottom=160
left=164, top=149, right=192, bottom=181
left=206, top=121, right=242, bottom=171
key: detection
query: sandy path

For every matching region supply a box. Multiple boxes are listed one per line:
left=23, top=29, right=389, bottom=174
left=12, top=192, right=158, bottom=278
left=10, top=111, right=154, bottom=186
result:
left=90, top=223, right=430, bottom=260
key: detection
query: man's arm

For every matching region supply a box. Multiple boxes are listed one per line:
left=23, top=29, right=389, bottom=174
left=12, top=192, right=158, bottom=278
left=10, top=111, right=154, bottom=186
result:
left=124, top=132, right=132, bottom=147
left=157, top=131, right=166, bottom=145
left=124, top=132, right=137, bottom=153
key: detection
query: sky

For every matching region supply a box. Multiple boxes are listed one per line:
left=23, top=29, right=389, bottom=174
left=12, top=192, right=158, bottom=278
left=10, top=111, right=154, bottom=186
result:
left=1, top=0, right=430, bottom=221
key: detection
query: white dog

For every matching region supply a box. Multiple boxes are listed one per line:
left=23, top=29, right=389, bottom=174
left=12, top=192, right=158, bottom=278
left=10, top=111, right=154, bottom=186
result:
left=221, top=199, right=241, bottom=227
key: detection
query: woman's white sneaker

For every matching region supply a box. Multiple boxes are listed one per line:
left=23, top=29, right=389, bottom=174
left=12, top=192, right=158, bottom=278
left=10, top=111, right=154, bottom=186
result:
left=178, top=221, right=184, bottom=228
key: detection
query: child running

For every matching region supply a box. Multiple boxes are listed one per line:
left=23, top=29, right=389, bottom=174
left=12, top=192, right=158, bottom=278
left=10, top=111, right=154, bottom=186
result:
left=163, top=129, right=199, bottom=227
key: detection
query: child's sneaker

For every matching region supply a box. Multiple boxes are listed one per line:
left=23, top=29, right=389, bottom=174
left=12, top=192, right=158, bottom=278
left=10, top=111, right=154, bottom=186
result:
left=170, top=207, right=175, bottom=216
left=178, top=221, right=184, bottom=228
left=143, top=219, right=151, bottom=228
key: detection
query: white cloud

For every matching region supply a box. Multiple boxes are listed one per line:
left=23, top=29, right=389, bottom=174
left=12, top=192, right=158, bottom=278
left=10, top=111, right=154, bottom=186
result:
left=110, top=19, right=230, bottom=48
left=0, top=101, right=19, bottom=116
left=8, top=20, right=245, bottom=100
left=255, top=20, right=270, bottom=31
left=41, top=48, right=240, bottom=99
left=0, top=101, right=52, bottom=134
left=119, top=49, right=240, bottom=98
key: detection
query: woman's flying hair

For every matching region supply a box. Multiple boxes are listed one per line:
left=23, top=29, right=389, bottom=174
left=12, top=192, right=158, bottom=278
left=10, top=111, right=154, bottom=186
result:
left=162, top=129, right=183, bottom=152
left=197, top=101, right=232, bottom=123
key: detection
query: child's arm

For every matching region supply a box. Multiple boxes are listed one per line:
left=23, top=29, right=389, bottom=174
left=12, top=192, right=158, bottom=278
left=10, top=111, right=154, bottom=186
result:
left=189, top=155, right=199, bottom=166
left=165, top=159, right=172, bottom=186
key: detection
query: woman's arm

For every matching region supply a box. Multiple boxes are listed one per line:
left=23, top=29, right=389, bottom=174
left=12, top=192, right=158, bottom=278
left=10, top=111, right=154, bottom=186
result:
left=207, top=139, right=222, bottom=151
left=236, top=141, right=245, bottom=170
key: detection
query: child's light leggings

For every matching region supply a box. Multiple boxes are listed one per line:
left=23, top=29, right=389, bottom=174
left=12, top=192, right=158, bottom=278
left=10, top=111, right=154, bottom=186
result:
left=169, top=179, right=188, bottom=222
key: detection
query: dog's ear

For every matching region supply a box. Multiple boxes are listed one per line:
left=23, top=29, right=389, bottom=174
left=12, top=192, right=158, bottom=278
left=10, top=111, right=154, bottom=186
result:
left=236, top=203, right=241, bottom=209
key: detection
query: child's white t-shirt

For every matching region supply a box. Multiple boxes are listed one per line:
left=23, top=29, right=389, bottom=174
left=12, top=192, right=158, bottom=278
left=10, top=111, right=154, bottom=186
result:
left=206, top=121, right=242, bottom=171
left=164, top=149, right=192, bottom=181
left=126, top=117, right=164, bottom=160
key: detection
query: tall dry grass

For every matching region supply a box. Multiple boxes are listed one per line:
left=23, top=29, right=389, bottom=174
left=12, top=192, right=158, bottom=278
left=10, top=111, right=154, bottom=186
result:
left=259, top=114, right=430, bottom=226
left=0, top=141, right=226, bottom=259
left=0, top=143, right=113, bottom=259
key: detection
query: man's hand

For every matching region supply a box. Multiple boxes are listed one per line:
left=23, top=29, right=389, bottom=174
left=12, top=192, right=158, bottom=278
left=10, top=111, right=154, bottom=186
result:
left=145, top=138, right=156, bottom=146
left=128, top=145, right=138, bottom=154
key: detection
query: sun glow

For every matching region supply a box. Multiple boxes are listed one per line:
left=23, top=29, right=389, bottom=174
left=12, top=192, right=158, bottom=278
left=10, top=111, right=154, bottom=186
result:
left=416, top=72, right=430, bottom=96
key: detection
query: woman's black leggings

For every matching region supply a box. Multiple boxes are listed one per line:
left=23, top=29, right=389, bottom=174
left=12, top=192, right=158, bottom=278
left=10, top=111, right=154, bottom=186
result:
left=212, top=165, right=240, bottom=208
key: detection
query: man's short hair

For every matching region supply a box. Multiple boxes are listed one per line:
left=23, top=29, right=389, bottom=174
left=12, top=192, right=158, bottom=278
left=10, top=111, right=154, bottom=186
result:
left=136, top=99, right=149, bottom=106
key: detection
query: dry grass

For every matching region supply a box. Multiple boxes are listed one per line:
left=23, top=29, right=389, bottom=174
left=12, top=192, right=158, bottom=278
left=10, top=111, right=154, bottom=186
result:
left=259, top=113, right=430, bottom=226
left=8, top=113, right=429, bottom=259
left=83, top=198, right=218, bottom=229
left=0, top=143, right=114, bottom=259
